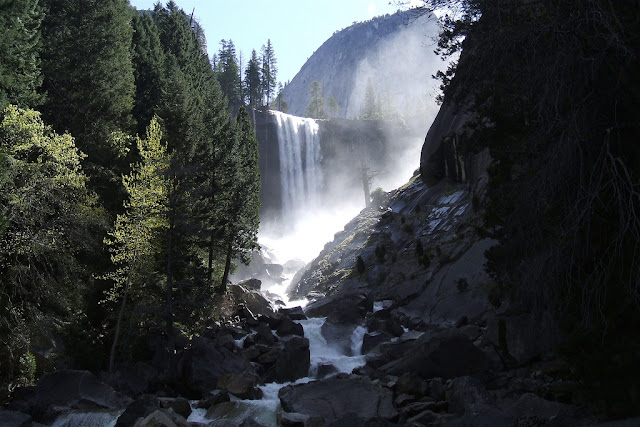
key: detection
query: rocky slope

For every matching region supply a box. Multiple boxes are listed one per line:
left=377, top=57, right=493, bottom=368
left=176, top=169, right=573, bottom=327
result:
left=281, top=9, right=443, bottom=121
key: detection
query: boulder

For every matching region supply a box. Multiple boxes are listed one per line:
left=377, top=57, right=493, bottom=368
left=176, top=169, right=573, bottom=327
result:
left=116, top=394, right=160, bottom=427
left=279, top=377, right=397, bottom=421
left=448, top=376, right=491, bottom=415
left=254, top=323, right=278, bottom=345
left=206, top=401, right=277, bottom=426
left=361, top=331, right=393, bottom=354
left=380, top=329, right=489, bottom=379
left=304, top=293, right=372, bottom=322
left=133, top=409, right=177, bottom=427
left=278, top=306, right=307, bottom=321
left=109, top=362, right=158, bottom=397
left=195, top=390, right=230, bottom=409
left=239, top=278, right=262, bottom=291
left=228, top=284, right=274, bottom=317
left=276, top=317, right=304, bottom=337
left=217, top=373, right=263, bottom=400
left=263, top=336, right=310, bottom=383
left=158, top=397, right=191, bottom=418
left=183, top=337, right=254, bottom=396
left=31, top=370, right=131, bottom=422
left=0, top=410, right=32, bottom=427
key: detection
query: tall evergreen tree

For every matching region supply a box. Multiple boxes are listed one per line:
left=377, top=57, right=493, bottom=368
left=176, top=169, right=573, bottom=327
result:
left=306, top=80, right=326, bottom=119
left=244, top=49, right=262, bottom=107
left=0, top=0, right=43, bottom=109
left=217, top=39, right=242, bottom=107
left=218, top=107, right=261, bottom=292
left=40, top=0, right=135, bottom=162
left=260, top=39, right=277, bottom=106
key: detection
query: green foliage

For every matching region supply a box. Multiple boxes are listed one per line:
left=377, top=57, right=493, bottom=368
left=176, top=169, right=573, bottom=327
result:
left=0, top=105, right=103, bottom=387
left=370, top=187, right=387, bottom=206
left=260, top=39, right=278, bottom=106
left=217, top=39, right=242, bottom=107
left=0, top=0, right=44, bottom=109
left=328, top=95, right=339, bottom=117
left=359, top=78, right=381, bottom=120
left=306, top=80, right=326, bottom=119
left=244, top=49, right=261, bottom=107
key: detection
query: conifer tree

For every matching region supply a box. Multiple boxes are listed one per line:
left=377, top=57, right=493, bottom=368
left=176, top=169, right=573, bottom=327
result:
left=306, top=80, right=326, bottom=119
left=0, top=0, right=43, bottom=109
left=261, top=39, right=278, bottom=106
left=245, top=49, right=262, bottom=107
left=218, top=107, right=261, bottom=292
left=217, top=39, right=242, bottom=107
left=328, top=95, right=339, bottom=118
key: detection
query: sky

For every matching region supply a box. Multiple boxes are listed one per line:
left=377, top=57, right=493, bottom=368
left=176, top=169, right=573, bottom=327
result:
left=128, top=0, right=424, bottom=84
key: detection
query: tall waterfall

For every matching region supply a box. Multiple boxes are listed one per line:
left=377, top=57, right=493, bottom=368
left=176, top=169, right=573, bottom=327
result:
left=272, top=111, right=323, bottom=216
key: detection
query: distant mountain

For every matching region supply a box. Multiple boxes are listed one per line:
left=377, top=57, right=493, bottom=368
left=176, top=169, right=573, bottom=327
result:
left=281, top=9, right=443, bottom=120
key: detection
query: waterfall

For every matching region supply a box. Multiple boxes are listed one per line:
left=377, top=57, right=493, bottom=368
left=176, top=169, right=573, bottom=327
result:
left=271, top=111, right=323, bottom=217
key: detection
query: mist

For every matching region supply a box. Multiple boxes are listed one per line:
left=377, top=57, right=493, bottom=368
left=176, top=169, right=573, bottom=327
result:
left=234, top=10, right=450, bottom=304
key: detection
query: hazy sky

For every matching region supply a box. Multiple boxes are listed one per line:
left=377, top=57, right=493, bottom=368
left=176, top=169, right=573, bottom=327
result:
left=128, top=0, right=423, bottom=83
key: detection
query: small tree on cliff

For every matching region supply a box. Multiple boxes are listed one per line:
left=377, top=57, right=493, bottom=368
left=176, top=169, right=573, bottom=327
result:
left=306, top=80, right=326, bottom=119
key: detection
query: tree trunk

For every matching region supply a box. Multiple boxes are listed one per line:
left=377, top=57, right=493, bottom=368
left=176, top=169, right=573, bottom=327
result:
left=207, top=236, right=214, bottom=285
left=220, top=241, right=233, bottom=294
left=165, top=207, right=176, bottom=380
left=108, top=277, right=129, bottom=374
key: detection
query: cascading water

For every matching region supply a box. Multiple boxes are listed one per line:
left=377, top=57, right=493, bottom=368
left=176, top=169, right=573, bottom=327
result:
left=272, top=111, right=323, bottom=218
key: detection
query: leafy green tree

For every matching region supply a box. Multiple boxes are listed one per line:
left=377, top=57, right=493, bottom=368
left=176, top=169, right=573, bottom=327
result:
left=306, top=80, right=326, bottom=119
left=104, top=116, right=170, bottom=373
left=272, top=83, right=289, bottom=113
left=261, top=39, right=278, bottom=106
left=244, top=49, right=262, bottom=107
left=0, top=105, right=103, bottom=386
left=0, top=0, right=43, bottom=109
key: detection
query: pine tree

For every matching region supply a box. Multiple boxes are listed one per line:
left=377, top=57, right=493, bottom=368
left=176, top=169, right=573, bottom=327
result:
left=328, top=95, right=339, bottom=118
left=244, top=49, right=262, bottom=107
left=260, top=39, right=278, bottom=106
left=218, top=107, right=261, bottom=292
left=360, top=78, right=380, bottom=120
left=217, top=39, right=242, bottom=107
left=40, top=0, right=135, bottom=161
left=104, top=116, right=170, bottom=373
left=0, top=0, right=43, bottom=109
left=306, top=80, right=326, bottom=119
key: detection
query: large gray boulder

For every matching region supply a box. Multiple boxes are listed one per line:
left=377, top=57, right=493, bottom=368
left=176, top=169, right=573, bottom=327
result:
left=279, top=376, right=397, bottom=421
left=379, top=329, right=489, bottom=379
left=31, top=370, right=131, bottom=422
left=262, top=336, right=310, bottom=383
left=182, top=337, right=255, bottom=396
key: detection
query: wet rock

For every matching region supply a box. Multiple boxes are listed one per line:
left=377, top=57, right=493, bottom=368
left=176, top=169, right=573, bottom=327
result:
left=254, top=323, right=278, bottom=345
left=280, top=411, right=309, bottom=426
left=217, top=373, right=263, bottom=400
left=195, top=390, right=230, bottom=409
left=316, top=363, right=339, bottom=379
left=448, top=376, right=491, bottom=415
left=205, top=401, right=277, bottom=426
left=108, top=362, right=158, bottom=397
left=429, top=378, right=445, bottom=401
left=278, top=306, right=307, bottom=321
left=395, top=372, right=428, bottom=396
left=362, top=330, right=393, bottom=354
left=183, top=337, right=254, bottom=396
left=263, top=336, right=310, bottom=383
left=0, top=410, right=32, bottom=427
left=305, top=293, right=372, bottom=322
left=31, top=369, right=131, bottom=422
left=239, top=278, right=262, bottom=291
left=279, top=377, right=397, bottom=421
left=276, top=317, right=304, bottom=337
left=132, top=409, right=177, bottom=427
left=116, top=394, right=160, bottom=427
left=158, top=397, right=191, bottom=418
left=228, top=284, right=274, bottom=317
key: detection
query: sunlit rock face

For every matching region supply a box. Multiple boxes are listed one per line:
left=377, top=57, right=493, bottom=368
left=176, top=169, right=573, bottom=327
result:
left=280, top=9, right=442, bottom=121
